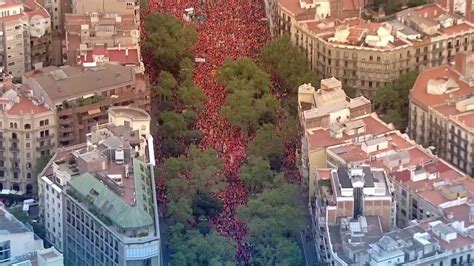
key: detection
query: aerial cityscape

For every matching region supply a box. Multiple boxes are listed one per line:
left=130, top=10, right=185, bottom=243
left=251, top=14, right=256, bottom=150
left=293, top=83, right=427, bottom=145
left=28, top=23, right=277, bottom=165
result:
left=0, top=0, right=473, bottom=265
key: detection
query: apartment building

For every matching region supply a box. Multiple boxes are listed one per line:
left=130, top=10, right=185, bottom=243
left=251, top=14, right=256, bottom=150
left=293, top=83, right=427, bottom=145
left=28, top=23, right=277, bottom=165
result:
left=38, top=106, right=161, bottom=265
left=22, top=63, right=150, bottom=147
left=63, top=0, right=140, bottom=66
left=0, top=0, right=52, bottom=77
left=0, top=205, right=45, bottom=263
left=297, top=78, right=393, bottom=195
left=0, top=84, right=56, bottom=195
left=312, top=166, right=395, bottom=263
left=324, top=211, right=474, bottom=266
left=9, top=247, right=64, bottom=265
left=324, top=129, right=469, bottom=225
left=314, top=138, right=474, bottom=265
left=409, top=51, right=474, bottom=176
left=276, top=1, right=474, bottom=97
left=36, top=0, right=62, bottom=34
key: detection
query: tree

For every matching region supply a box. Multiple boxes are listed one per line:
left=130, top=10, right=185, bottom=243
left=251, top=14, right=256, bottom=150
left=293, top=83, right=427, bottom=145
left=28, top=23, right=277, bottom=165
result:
left=187, top=146, right=225, bottom=193
left=251, top=235, right=302, bottom=266
left=178, top=84, right=206, bottom=110
left=159, top=111, right=187, bottom=138
left=34, top=154, right=52, bottom=178
left=154, top=71, right=177, bottom=101
left=261, top=35, right=319, bottom=93
left=143, top=13, right=198, bottom=74
left=240, top=156, right=281, bottom=194
left=191, top=191, right=223, bottom=219
left=163, top=146, right=226, bottom=195
left=248, top=124, right=284, bottom=160
left=163, top=157, right=188, bottom=179
left=373, top=71, right=418, bottom=130
left=237, top=184, right=304, bottom=265
left=183, top=130, right=203, bottom=145
left=221, top=91, right=280, bottom=134
left=169, top=223, right=237, bottom=265
left=217, top=57, right=271, bottom=97
left=161, top=138, right=186, bottom=157
left=167, top=198, right=193, bottom=224
left=179, top=57, right=195, bottom=81
left=182, top=110, right=198, bottom=128
left=238, top=185, right=304, bottom=240
left=221, top=90, right=260, bottom=133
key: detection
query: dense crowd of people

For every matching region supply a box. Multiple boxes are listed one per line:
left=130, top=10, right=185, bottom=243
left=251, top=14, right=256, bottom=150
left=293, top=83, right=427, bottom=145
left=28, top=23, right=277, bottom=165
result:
left=142, top=0, right=280, bottom=261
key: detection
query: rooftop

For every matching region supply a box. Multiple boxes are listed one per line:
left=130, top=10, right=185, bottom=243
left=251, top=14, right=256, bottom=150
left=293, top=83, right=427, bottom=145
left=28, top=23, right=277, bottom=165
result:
left=0, top=207, right=32, bottom=234
left=0, top=84, right=52, bottom=116
left=306, top=113, right=393, bottom=151
left=329, top=216, right=383, bottom=265
left=23, top=64, right=138, bottom=103
left=283, top=2, right=474, bottom=50
left=6, top=97, right=50, bottom=116
left=68, top=159, right=153, bottom=229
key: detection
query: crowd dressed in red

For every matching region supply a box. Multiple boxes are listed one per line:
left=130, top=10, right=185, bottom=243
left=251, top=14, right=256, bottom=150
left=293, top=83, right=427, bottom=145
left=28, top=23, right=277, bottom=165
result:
left=142, top=0, right=299, bottom=262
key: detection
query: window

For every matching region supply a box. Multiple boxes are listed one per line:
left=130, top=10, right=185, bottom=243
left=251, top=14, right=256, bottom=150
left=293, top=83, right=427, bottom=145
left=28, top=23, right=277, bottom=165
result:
left=24, top=124, right=31, bottom=130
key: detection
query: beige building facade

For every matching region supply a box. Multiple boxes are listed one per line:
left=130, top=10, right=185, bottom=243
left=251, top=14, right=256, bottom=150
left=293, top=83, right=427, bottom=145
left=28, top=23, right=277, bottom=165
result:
left=409, top=51, right=474, bottom=176
left=0, top=0, right=52, bottom=77
left=0, top=84, right=56, bottom=195
left=276, top=1, right=474, bottom=97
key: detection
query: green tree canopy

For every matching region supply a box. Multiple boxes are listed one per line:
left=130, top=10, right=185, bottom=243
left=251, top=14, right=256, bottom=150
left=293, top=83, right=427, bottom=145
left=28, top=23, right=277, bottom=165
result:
left=191, top=191, right=223, bottom=219
left=217, top=57, right=271, bottom=96
left=261, top=35, right=319, bottom=93
left=178, top=84, right=206, bottom=110
left=154, top=70, right=177, bottom=101
left=167, top=198, right=193, bottom=225
left=240, top=156, right=283, bottom=194
left=373, top=71, right=418, bottom=130
left=248, top=124, right=284, bottom=160
left=159, top=111, right=187, bottom=138
left=163, top=145, right=225, bottom=195
left=143, top=13, right=198, bottom=74
left=221, top=90, right=280, bottom=134
left=179, top=57, right=195, bottom=81
left=237, top=184, right=304, bottom=265
left=169, top=223, right=237, bottom=265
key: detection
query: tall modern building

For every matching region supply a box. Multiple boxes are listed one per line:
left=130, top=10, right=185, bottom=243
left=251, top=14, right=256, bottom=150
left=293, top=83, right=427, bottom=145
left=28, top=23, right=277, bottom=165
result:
left=38, top=106, right=161, bottom=265
left=276, top=1, right=474, bottom=97
left=0, top=83, right=57, bottom=195
left=409, top=51, right=474, bottom=176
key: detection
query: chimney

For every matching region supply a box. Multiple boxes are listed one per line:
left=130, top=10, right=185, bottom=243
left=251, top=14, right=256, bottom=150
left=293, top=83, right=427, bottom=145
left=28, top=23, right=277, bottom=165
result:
left=125, top=47, right=128, bottom=57
left=118, top=43, right=121, bottom=51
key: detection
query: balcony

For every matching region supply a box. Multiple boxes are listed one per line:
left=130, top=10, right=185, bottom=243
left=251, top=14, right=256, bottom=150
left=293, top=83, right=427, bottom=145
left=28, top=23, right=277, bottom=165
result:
left=37, top=134, right=55, bottom=142
left=9, top=137, right=19, bottom=142
left=59, top=117, right=73, bottom=125
left=59, top=134, right=74, bottom=142
left=9, top=146, right=19, bottom=152
left=36, top=143, right=55, bottom=151
left=10, top=166, right=20, bottom=172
